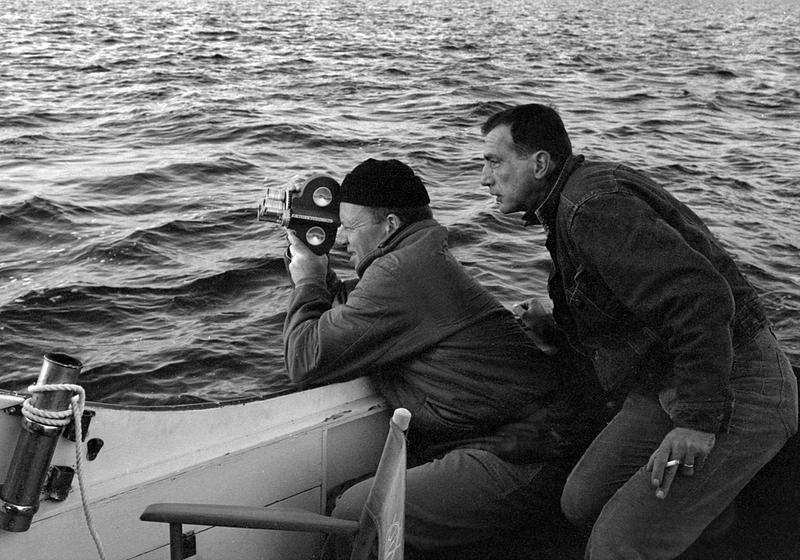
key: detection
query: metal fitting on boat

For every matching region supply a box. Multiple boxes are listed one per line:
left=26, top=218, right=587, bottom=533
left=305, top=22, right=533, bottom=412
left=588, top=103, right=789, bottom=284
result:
left=0, top=353, right=82, bottom=532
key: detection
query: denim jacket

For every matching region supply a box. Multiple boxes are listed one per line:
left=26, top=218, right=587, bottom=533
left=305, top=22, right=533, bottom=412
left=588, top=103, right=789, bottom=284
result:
left=525, top=156, right=767, bottom=433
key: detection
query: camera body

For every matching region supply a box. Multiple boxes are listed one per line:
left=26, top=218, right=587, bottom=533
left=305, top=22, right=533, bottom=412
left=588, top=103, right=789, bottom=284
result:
left=257, top=175, right=341, bottom=255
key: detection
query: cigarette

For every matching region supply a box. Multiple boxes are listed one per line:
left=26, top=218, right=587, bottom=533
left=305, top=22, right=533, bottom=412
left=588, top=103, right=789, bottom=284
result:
left=666, top=459, right=681, bottom=468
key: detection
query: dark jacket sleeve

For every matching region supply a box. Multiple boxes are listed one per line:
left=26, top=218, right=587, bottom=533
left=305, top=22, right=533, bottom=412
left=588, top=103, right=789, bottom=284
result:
left=283, top=258, right=423, bottom=386
left=569, top=192, right=734, bottom=432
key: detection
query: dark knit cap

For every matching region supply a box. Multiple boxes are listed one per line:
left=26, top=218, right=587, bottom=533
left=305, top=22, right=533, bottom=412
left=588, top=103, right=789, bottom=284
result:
left=340, top=159, right=430, bottom=208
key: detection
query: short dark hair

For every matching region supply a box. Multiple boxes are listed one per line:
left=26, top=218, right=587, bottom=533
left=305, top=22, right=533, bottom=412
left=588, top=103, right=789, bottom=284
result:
left=367, top=205, right=433, bottom=226
left=482, top=104, right=572, bottom=167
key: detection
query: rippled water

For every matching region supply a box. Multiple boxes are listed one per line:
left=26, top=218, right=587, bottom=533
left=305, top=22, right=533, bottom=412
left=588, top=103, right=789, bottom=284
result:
left=1, top=0, right=798, bottom=405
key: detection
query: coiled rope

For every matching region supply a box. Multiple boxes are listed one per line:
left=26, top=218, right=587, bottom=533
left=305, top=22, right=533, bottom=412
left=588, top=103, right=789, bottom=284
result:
left=22, top=384, right=107, bottom=560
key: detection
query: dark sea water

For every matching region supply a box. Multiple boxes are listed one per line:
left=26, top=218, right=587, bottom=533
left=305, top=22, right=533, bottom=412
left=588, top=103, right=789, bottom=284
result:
left=1, top=0, right=798, bottom=406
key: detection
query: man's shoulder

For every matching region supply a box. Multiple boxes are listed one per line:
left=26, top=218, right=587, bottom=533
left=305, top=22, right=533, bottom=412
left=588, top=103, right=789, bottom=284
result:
left=564, top=160, right=618, bottom=191
left=568, top=159, right=659, bottom=188
left=385, top=223, right=449, bottom=262
left=560, top=160, right=659, bottom=210
left=359, top=241, right=436, bottom=287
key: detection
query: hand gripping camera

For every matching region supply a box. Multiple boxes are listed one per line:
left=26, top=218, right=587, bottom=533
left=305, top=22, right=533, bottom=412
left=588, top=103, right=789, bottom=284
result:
left=256, top=176, right=341, bottom=255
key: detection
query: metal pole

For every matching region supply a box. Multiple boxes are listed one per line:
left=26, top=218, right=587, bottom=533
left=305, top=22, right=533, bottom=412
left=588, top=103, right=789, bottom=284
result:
left=0, top=353, right=82, bottom=532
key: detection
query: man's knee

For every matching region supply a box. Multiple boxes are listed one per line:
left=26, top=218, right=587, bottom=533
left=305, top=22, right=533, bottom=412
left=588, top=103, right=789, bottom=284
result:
left=560, top=473, right=601, bottom=532
left=585, top=522, right=640, bottom=560
left=330, top=479, right=371, bottom=521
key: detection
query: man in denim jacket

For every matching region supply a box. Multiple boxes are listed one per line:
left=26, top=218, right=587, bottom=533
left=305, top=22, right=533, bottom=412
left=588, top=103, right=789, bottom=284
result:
left=480, top=103, right=798, bottom=559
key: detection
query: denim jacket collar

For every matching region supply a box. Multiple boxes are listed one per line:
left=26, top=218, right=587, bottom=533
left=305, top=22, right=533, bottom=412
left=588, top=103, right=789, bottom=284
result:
left=523, top=154, right=585, bottom=229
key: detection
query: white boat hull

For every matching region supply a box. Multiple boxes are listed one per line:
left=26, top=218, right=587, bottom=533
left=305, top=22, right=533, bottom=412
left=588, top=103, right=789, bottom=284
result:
left=0, top=378, right=389, bottom=560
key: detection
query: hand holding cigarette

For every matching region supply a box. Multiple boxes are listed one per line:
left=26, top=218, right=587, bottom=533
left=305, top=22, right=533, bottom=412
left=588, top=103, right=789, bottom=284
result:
left=646, top=428, right=716, bottom=499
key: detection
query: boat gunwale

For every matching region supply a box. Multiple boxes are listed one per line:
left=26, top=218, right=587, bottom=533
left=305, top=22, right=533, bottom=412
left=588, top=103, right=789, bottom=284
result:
left=0, top=384, right=311, bottom=412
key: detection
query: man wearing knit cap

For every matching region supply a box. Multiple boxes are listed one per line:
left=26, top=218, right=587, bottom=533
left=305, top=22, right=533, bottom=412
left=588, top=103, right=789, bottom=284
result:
left=283, top=158, right=603, bottom=558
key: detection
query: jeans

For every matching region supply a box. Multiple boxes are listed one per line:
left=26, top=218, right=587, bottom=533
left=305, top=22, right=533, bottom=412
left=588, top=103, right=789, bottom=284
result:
left=561, top=327, right=798, bottom=560
left=326, top=448, right=568, bottom=559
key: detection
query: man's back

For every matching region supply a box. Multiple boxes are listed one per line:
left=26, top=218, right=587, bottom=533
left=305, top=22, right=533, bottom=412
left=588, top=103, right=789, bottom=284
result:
left=358, top=220, right=556, bottom=438
left=286, top=219, right=558, bottom=443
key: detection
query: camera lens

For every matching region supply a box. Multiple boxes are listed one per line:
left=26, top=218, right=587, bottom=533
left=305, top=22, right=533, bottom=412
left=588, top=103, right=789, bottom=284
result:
left=312, top=187, right=333, bottom=207
left=306, top=226, right=326, bottom=246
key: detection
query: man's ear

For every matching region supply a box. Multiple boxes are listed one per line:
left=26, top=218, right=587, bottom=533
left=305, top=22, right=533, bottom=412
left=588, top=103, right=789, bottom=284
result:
left=386, top=213, right=403, bottom=234
left=532, top=150, right=553, bottom=179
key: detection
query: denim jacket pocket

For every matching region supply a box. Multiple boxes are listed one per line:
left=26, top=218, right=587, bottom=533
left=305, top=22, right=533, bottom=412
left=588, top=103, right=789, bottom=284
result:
left=565, top=267, right=611, bottom=322
left=565, top=266, right=632, bottom=338
left=566, top=270, right=667, bottom=391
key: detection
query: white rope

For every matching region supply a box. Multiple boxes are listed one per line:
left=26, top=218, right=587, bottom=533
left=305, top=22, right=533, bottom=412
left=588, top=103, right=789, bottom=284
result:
left=23, top=384, right=107, bottom=560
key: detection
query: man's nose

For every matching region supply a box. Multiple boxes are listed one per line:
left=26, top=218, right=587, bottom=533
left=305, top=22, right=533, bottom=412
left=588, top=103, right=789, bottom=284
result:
left=480, top=163, right=493, bottom=186
left=335, top=227, right=347, bottom=246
